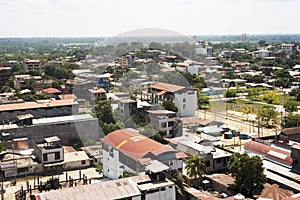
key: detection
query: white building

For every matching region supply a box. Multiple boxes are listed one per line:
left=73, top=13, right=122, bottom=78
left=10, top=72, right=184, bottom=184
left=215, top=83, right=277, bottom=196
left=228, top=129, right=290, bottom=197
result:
left=102, top=129, right=187, bottom=179
left=149, top=82, right=198, bottom=117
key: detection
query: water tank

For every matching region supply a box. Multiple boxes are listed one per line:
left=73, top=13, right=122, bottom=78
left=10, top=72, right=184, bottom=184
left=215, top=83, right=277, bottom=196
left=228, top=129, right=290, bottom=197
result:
left=234, top=193, right=245, bottom=200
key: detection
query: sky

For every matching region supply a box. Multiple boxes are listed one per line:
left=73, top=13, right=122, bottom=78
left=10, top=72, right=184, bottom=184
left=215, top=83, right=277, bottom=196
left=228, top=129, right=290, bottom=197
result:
left=0, top=0, right=299, bottom=37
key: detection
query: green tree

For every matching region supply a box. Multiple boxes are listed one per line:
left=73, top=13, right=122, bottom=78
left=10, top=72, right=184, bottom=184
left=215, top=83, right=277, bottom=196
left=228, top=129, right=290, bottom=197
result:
left=284, top=101, right=299, bottom=113
left=225, top=89, right=237, bottom=99
left=262, top=91, right=278, bottom=104
left=119, top=170, right=136, bottom=178
left=258, top=105, right=278, bottom=127
left=290, top=88, right=300, bottom=101
left=0, top=143, right=6, bottom=152
left=185, top=154, right=207, bottom=186
left=198, top=93, right=210, bottom=108
left=247, top=87, right=262, bottom=100
left=242, top=107, right=253, bottom=121
left=228, top=153, right=266, bottom=197
left=162, top=101, right=178, bottom=113
left=285, top=113, right=300, bottom=128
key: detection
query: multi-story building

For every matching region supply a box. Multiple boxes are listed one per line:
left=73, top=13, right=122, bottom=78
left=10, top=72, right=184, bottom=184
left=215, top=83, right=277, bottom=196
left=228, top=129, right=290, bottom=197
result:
left=0, top=67, right=11, bottom=87
left=118, top=98, right=137, bottom=120
left=102, top=129, right=187, bottom=179
left=34, top=136, right=64, bottom=172
left=146, top=110, right=182, bottom=137
left=149, top=82, right=198, bottom=117
left=22, top=59, right=42, bottom=70
left=88, top=87, right=106, bottom=99
left=0, top=99, right=78, bottom=123
left=281, top=43, right=298, bottom=54
left=13, top=74, right=42, bottom=90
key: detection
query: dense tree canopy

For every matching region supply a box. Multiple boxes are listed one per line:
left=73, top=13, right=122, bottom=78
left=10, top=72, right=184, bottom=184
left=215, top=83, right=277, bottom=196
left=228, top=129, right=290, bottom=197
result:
left=228, top=153, right=266, bottom=197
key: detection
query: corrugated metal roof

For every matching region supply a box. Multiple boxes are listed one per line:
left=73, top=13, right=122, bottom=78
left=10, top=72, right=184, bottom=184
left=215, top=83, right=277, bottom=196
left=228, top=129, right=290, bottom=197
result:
left=34, top=177, right=141, bottom=200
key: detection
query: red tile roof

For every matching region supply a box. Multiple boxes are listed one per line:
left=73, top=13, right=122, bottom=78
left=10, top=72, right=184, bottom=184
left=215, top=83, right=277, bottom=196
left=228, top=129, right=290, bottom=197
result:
left=150, top=82, right=186, bottom=93
left=283, top=193, right=300, bottom=200
left=58, top=94, right=77, bottom=100
left=244, top=141, right=292, bottom=165
left=258, top=183, right=294, bottom=200
left=42, top=88, right=61, bottom=94
left=102, top=129, right=177, bottom=160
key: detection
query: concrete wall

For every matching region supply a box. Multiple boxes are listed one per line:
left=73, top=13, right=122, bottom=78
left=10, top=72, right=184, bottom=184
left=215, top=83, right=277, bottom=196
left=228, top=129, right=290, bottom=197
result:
left=174, top=91, right=197, bottom=117
left=0, top=118, right=101, bottom=146
left=0, top=105, right=79, bottom=123
left=64, top=160, right=90, bottom=170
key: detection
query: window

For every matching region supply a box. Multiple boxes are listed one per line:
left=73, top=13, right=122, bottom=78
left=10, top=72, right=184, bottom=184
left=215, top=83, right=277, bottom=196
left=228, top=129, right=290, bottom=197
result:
left=81, top=160, right=86, bottom=165
left=205, top=161, right=210, bottom=167
left=109, top=147, right=114, bottom=157
left=43, top=154, right=48, bottom=162
left=183, top=98, right=186, bottom=103
left=183, top=104, right=186, bottom=109
left=55, top=152, right=60, bottom=160
left=216, top=158, right=222, bottom=164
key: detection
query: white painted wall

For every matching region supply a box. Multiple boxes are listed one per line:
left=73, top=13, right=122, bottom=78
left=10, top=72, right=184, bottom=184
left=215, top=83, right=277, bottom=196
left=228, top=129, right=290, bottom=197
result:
left=174, top=91, right=197, bottom=117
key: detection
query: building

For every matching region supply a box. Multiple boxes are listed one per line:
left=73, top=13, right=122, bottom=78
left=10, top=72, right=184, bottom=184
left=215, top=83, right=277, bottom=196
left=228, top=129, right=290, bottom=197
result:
left=245, top=141, right=292, bottom=167
left=146, top=110, right=182, bottom=137
left=291, top=145, right=300, bottom=172
left=13, top=74, right=42, bottom=90
left=0, top=114, right=100, bottom=146
left=22, top=59, right=42, bottom=70
left=280, top=127, right=300, bottom=142
left=97, top=73, right=110, bottom=93
left=242, top=33, right=247, bottom=44
left=281, top=43, right=298, bottom=54
left=30, top=174, right=176, bottom=200
left=0, top=99, right=78, bottom=122
left=206, top=174, right=235, bottom=196
left=88, top=87, right=106, bottom=99
left=0, top=67, right=11, bottom=87
left=102, top=129, right=186, bottom=179
left=252, top=50, right=271, bottom=58
left=149, top=82, right=198, bottom=117
left=33, top=136, right=64, bottom=173
left=172, top=136, right=231, bottom=173
left=42, top=88, right=62, bottom=99
left=64, top=150, right=90, bottom=170
left=118, top=98, right=137, bottom=120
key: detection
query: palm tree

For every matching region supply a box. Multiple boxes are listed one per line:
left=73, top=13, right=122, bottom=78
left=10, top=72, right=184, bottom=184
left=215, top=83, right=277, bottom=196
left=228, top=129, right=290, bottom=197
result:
left=185, top=154, right=207, bottom=187
left=166, top=171, right=188, bottom=200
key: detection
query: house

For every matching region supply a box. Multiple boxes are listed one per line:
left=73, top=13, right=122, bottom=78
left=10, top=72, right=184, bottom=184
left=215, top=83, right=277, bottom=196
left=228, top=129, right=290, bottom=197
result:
left=102, top=129, right=187, bottom=179
left=146, top=110, right=182, bottom=137
left=252, top=50, right=271, bottom=58
left=64, top=150, right=90, bottom=170
left=97, top=73, right=110, bottom=93
left=149, top=82, right=198, bottom=117
left=30, top=174, right=176, bottom=200
left=22, top=59, right=42, bottom=70
left=13, top=74, right=31, bottom=89
left=89, top=87, right=106, bottom=99
left=206, top=174, right=235, bottom=196
left=172, top=137, right=231, bottom=173
left=42, top=88, right=61, bottom=99
left=280, top=127, right=300, bottom=142
left=33, top=136, right=64, bottom=173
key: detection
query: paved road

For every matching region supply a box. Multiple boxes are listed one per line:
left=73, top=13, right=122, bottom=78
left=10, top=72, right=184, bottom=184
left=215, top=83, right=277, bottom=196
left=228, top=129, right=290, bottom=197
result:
left=198, top=110, right=277, bottom=137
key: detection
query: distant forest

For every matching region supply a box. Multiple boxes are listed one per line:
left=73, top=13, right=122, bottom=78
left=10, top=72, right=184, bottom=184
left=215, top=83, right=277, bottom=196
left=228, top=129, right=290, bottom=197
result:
left=0, top=34, right=300, bottom=48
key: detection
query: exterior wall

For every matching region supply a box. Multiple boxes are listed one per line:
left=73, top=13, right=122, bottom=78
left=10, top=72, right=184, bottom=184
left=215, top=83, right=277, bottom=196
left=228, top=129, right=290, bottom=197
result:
left=174, top=91, right=197, bottom=117
left=292, top=147, right=300, bottom=172
left=0, top=104, right=79, bottom=122
left=64, top=159, right=89, bottom=170
left=1, top=118, right=100, bottom=146
left=102, top=146, right=121, bottom=179
left=40, top=147, right=64, bottom=164
left=145, top=185, right=176, bottom=200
